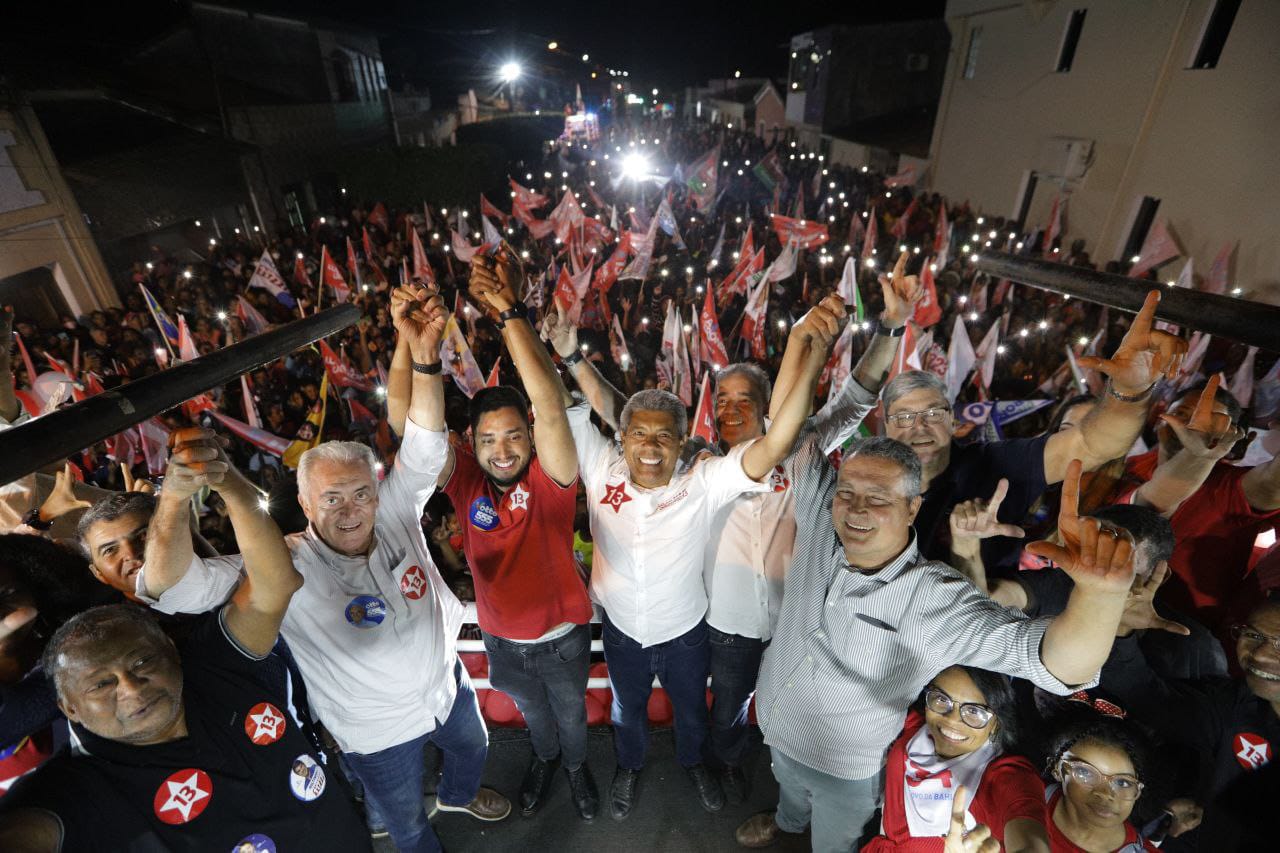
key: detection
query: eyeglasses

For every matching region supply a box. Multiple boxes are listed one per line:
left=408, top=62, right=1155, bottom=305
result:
left=1231, top=624, right=1280, bottom=653
left=923, top=687, right=994, bottom=729
left=1057, top=754, right=1144, bottom=801
left=886, top=407, right=949, bottom=428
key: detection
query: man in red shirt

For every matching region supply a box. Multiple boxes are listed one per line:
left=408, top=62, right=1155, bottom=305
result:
left=1119, top=380, right=1280, bottom=632
left=439, top=253, right=597, bottom=820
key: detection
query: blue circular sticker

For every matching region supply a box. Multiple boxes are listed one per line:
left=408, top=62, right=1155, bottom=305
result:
left=468, top=496, right=499, bottom=531
left=288, top=754, right=327, bottom=802
left=344, top=595, right=386, bottom=628
left=232, top=834, right=276, bottom=853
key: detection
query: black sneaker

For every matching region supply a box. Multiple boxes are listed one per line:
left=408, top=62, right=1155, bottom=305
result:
left=721, top=764, right=750, bottom=805
left=519, top=755, right=559, bottom=816
left=686, top=763, right=725, bottom=813
left=609, top=767, right=640, bottom=820
left=566, top=763, right=600, bottom=820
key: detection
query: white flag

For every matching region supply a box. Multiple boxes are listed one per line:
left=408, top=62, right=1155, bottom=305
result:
left=945, top=315, right=976, bottom=403
left=1230, top=346, right=1259, bottom=407
left=974, top=321, right=1000, bottom=390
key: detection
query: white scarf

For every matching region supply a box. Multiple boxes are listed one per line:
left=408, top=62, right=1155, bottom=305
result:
left=902, top=725, right=997, bottom=837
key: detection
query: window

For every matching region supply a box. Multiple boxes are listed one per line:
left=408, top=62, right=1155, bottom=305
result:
left=1055, top=9, right=1087, bottom=72
left=1189, top=0, right=1242, bottom=69
left=1121, top=196, right=1161, bottom=262
left=963, top=26, right=982, bottom=79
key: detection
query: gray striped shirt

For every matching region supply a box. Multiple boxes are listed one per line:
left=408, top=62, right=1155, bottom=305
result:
left=755, top=430, right=1094, bottom=781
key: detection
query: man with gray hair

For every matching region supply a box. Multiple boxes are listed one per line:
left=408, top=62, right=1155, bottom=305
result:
left=134, top=286, right=510, bottom=853
left=735, top=433, right=1146, bottom=852
left=542, top=296, right=838, bottom=820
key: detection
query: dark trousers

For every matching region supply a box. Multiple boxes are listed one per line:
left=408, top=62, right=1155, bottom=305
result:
left=707, top=626, right=767, bottom=768
left=602, top=613, right=710, bottom=770
left=482, top=623, right=591, bottom=770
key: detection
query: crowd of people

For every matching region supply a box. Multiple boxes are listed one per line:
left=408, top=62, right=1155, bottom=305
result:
left=0, top=115, right=1276, bottom=852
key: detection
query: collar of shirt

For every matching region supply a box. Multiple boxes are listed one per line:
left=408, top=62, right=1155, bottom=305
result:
left=832, top=533, right=920, bottom=587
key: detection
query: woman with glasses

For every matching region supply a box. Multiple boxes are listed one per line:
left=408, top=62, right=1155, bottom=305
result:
left=1043, top=717, right=1158, bottom=852
left=862, top=665, right=1050, bottom=852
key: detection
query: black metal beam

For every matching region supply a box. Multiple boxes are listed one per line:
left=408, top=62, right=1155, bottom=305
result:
left=975, top=252, right=1280, bottom=352
left=0, top=304, right=361, bottom=485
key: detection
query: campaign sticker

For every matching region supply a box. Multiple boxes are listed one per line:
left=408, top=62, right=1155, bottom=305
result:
left=400, top=564, right=427, bottom=600
left=1234, top=732, right=1272, bottom=770
left=469, top=496, right=499, bottom=531
left=288, top=754, right=327, bottom=802
left=232, top=834, right=277, bottom=853
left=153, top=768, right=213, bottom=825
left=344, top=595, right=386, bottom=628
left=244, top=702, right=286, bottom=746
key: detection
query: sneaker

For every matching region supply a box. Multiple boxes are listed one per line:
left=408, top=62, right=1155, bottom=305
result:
left=434, top=786, right=511, bottom=822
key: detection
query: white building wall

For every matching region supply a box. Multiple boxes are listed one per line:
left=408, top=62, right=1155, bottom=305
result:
left=929, top=0, right=1280, bottom=302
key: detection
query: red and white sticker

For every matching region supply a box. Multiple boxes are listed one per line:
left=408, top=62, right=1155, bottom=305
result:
left=153, top=768, right=212, bottom=825
left=400, top=565, right=427, bottom=600
left=768, top=465, right=790, bottom=493
left=244, top=702, right=286, bottom=746
left=1233, top=732, right=1272, bottom=770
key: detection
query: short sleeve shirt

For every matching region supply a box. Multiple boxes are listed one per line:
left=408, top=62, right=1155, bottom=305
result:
left=916, top=436, right=1050, bottom=573
left=442, top=447, right=591, bottom=640
left=1, top=612, right=370, bottom=851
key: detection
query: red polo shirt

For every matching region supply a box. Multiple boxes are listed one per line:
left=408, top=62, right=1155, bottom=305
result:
left=443, top=446, right=591, bottom=640
left=1117, top=450, right=1280, bottom=630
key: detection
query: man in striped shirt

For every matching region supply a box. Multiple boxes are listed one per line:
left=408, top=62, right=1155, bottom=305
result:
left=735, top=435, right=1141, bottom=853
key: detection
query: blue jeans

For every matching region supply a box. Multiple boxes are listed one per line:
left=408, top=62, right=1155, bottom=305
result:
left=342, top=658, right=489, bottom=853
left=707, top=626, right=767, bottom=768
left=770, top=747, right=881, bottom=853
left=602, top=613, right=710, bottom=770
left=482, top=624, right=591, bottom=769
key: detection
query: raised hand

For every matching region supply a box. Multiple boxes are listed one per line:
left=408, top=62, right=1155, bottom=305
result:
left=948, top=478, right=1027, bottom=553
left=540, top=299, right=579, bottom=358
left=1077, top=291, right=1188, bottom=395
left=1158, top=374, right=1244, bottom=459
left=877, top=251, right=925, bottom=329
left=38, top=463, right=92, bottom=522
left=943, top=787, right=999, bottom=853
left=1026, top=459, right=1137, bottom=595
left=793, top=295, right=846, bottom=350
left=469, top=248, right=522, bottom=314
left=390, top=285, right=448, bottom=359
left=121, top=463, right=154, bottom=494
left=162, top=427, right=231, bottom=499
left=1117, top=560, right=1191, bottom=637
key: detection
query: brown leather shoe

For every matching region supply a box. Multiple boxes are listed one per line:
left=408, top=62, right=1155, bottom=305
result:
left=736, top=811, right=781, bottom=848
left=434, top=786, right=512, bottom=822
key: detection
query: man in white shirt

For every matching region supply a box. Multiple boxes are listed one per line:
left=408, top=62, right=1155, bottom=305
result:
left=137, top=287, right=510, bottom=853
left=544, top=298, right=838, bottom=821
left=703, top=264, right=923, bottom=803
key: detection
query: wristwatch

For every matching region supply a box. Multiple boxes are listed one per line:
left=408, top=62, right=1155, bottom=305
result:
left=411, top=360, right=443, bottom=375
left=561, top=350, right=586, bottom=369
left=1106, top=380, right=1157, bottom=403
left=495, top=306, right=526, bottom=329
left=21, top=507, right=52, bottom=531
left=875, top=320, right=907, bottom=338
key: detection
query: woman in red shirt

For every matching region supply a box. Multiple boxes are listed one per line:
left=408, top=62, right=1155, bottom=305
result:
left=862, top=665, right=1050, bottom=852
left=1043, top=717, right=1159, bottom=853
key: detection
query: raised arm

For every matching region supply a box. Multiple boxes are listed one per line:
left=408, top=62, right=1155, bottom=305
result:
left=742, top=297, right=841, bottom=481
left=1043, top=291, right=1188, bottom=484
left=470, top=252, right=577, bottom=486
left=390, top=284, right=447, bottom=432
left=947, top=479, right=1031, bottom=610
left=385, top=333, right=411, bottom=437
left=1027, top=460, right=1136, bottom=685
left=142, top=428, right=230, bottom=599
left=543, top=299, right=627, bottom=431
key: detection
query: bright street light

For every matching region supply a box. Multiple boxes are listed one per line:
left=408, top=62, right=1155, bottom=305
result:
left=499, top=62, right=521, bottom=82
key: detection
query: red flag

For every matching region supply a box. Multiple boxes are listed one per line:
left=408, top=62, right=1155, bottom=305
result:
left=362, top=227, right=379, bottom=262
left=887, top=323, right=921, bottom=383
left=884, top=163, right=918, bottom=188
left=486, top=357, right=502, bottom=388
left=510, top=178, right=548, bottom=211
left=410, top=224, right=434, bottom=284
left=739, top=223, right=754, bottom=259
left=320, top=246, right=351, bottom=303
left=699, top=286, right=729, bottom=369
left=318, top=339, right=374, bottom=390
left=861, top=208, right=878, bottom=262
left=13, top=332, right=37, bottom=385
left=345, top=236, right=360, bottom=282
left=176, top=315, right=200, bottom=361
left=769, top=214, right=829, bottom=250
left=913, top=261, right=943, bottom=328
left=480, top=194, right=509, bottom=226
left=691, top=372, right=717, bottom=445
left=592, top=232, right=631, bottom=292
left=553, top=265, right=591, bottom=324
left=549, top=190, right=586, bottom=243
left=182, top=392, right=216, bottom=421
left=236, top=296, right=268, bottom=335
left=293, top=253, right=311, bottom=288
left=210, top=411, right=291, bottom=457
left=1129, top=219, right=1181, bottom=277
left=889, top=196, right=918, bottom=241
left=347, top=397, right=378, bottom=433
left=368, top=201, right=390, bottom=233
left=933, top=203, right=950, bottom=255
left=719, top=247, right=765, bottom=302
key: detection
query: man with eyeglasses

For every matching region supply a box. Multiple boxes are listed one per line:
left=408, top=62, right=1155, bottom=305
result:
left=881, top=291, right=1186, bottom=574
left=1101, top=594, right=1280, bottom=851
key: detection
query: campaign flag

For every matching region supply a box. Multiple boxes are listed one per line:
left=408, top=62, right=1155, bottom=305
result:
left=609, top=315, right=633, bottom=370
left=549, top=190, right=586, bottom=243
left=410, top=225, right=433, bottom=284
left=739, top=222, right=755, bottom=259
left=654, top=196, right=686, bottom=249
left=791, top=182, right=806, bottom=220
left=106, top=423, right=139, bottom=465
left=1044, top=195, right=1066, bottom=255
left=451, top=230, right=481, bottom=263
left=912, top=260, right=943, bottom=328
left=619, top=216, right=660, bottom=281
left=362, top=227, right=380, bottom=263
left=592, top=232, right=631, bottom=292
left=318, top=339, right=374, bottom=391
left=687, top=145, right=720, bottom=211
left=319, top=246, right=351, bottom=303
left=820, top=321, right=855, bottom=403
left=887, top=323, right=922, bottom=384
left=553, top=264, right=592, bottom=325
left=769, top=214, right=828, bottom=250
left=752, top=150, right=785, bottom=190
left=934, top=203, right=950, bottom=257
left=422, top=201, right=434, bottom=230
left=347, top=396, right=378, bottom=434
left=993, top=399, right=1054, bottom=428
left=673, top=308, right=692, bottom=405
left=247, top=250, right=297, bottom=308
left=486, top=357, right=502, bottom=388
left=12, top=332, right=37, bottom=387
left=719, top=247, right=764, bottom=302
left=955, top=401, right=998, bottom=440
left=293, top=253, right=311, bottom=289
left=1129, top=219, right=1181, bottom=277
left=282, top=373, right=328, bottom=469
left=947, top=315, right=972, bottom=402
left=884, top=163, right=919, bottom=188
left=688, top=305, right=703, bottom=378
left=767, top=239, right=800, bottom=283
left=481, top=215, right=503, bottom=246
left=137, top=417, right=171, bottom=476
left=345, top=236, right=361, bottom=284
left=208, top=411, right=290, bottom=457
left=698, top=286, right=730, bottom=370
left=480, top=194, right=509, bottom=226
left=691, top=372, right=717, bottom=445
left=740, top=269, right=770, bottom=360
left=1230, top=345, right=1259, bottom=407
left=236, top=296, right=268, bottom=335
left=510, top=178, right=548, bottom=211
left=889, top=196, right=918, bottom=241
left=1205, top=242, right=1233, bottom=295
left=240, top=374, right=261, bottom=429
left=176, top=315, right=200, bottom=361
left=832, top=257, right=864, bottom=321
left=707, top=222, right=726, bottom=271
left=138, top=284, right=180, bottom=350
left=861, top=208, right=878, bottom=262
left=368, top=202, right=390, bottom=233
left=440, top=315, right=486, bottom=398
left=969, top=278, right=989, bottom=313
left=974, top=321, right=1000, bottom=391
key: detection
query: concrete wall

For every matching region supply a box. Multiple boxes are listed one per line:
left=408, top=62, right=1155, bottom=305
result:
left=0, top=102, right=116, bottom=314
left=929, top=0, right=1280, bottom=302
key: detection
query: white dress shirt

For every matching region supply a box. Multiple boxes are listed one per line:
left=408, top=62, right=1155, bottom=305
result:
left=567, top=402, right=769, bottom=647
left=138, top=419, right=464, bottom=755
left=704, top=376, right=879, bottom=641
